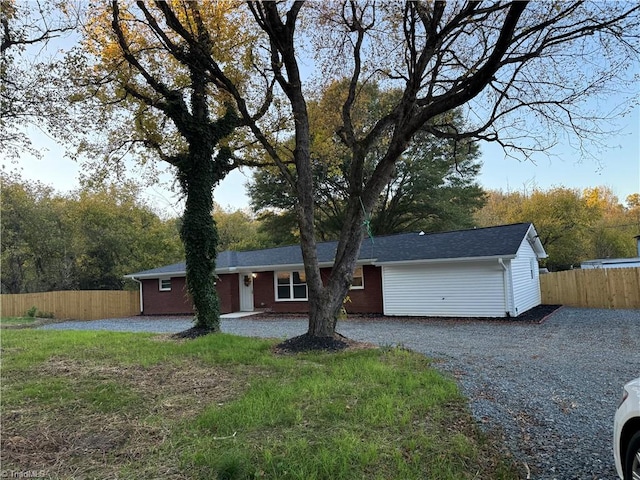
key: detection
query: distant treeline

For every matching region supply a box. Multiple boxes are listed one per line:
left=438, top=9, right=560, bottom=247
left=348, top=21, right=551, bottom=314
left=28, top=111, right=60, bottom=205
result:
left=475, top=187, right=640, bottom=271
left=3, top=171, right=638, bottom=294
left=1, top=174, right=183, bottom=293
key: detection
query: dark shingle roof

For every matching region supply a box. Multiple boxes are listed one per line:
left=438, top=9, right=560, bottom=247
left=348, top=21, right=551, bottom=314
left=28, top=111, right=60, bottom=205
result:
left=371, top=222, right=533, bottom=263
left=127, top=223, right=535, bottom=277
left=127, top=261, right=186, bottom=277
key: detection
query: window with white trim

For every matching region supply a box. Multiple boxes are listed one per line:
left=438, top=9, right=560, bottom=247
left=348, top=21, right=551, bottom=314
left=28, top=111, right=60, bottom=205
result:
left=530, top=259, right=537, bottom=279
left=350, top=266, right=364, bottom=289
left=159, top=278, right=172, bottom=291
left=276, top=271, right=307, bottom=301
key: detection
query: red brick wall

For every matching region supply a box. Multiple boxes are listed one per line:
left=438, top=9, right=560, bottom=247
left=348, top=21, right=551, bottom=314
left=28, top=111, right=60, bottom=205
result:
left=216, top=273, right=239, bottom=314
left=141, top=265, right=383, bottom=315
left=252, top=271, right=278, bottom=310
left=344, top=265, right=383, bottom=314
left=252, top=265, right=383, bottom=314
left=142, top=274, right=239, bottom=315
left=141, top=277, right=193, bottom=315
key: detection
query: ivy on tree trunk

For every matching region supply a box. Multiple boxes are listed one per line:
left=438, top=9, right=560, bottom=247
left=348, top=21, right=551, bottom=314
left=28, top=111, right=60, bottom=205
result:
left=178, top=152, right=220, bottom=332
left=88, top=2, right=248, bottom=334
left=176, top=111, right=238, bottom=332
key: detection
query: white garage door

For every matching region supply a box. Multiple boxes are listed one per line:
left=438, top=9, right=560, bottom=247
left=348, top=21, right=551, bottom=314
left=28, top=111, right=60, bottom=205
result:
left=382, top=262, right=507, bottom=317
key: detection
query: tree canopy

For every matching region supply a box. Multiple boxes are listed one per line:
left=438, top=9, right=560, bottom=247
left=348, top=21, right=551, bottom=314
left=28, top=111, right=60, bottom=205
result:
left=213, top=203, right=273, bottom=252
left=248, top=89, right=486, bottom=242
left=1, top=173, right=183, bottom=294
left=0, top=0, right=78, bottom=159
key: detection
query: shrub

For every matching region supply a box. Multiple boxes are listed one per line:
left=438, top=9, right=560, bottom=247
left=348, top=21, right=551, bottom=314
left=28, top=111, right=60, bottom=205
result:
left=24, top=306, right=54, bottom=319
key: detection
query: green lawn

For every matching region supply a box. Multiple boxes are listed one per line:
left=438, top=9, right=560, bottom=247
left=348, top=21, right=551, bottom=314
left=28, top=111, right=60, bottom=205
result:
left=0, top=316, right=38, bottom=326
left=1, top=329, right=522, bottom=479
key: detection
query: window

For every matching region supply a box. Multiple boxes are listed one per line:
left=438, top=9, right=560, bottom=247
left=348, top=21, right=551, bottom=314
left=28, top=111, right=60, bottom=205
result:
left=159, top=278, right=172, bottom=291
left=276, top=271, right=307, bottom=301
left=350, top=266, right=364, bottom=289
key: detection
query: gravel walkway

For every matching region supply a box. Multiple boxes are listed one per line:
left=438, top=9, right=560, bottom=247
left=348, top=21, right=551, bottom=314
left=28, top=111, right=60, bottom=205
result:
left=40, top=307, right=640, bottom=479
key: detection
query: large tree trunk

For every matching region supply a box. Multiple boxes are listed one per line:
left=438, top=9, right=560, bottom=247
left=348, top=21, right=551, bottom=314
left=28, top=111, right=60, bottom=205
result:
left=305, top=198, right=370, bottom=338
left=307, top=290, right=340, bottom=337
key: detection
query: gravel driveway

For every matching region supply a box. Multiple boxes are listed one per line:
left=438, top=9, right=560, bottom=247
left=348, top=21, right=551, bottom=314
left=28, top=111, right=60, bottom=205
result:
left=41, top=306, right=640, bottom=479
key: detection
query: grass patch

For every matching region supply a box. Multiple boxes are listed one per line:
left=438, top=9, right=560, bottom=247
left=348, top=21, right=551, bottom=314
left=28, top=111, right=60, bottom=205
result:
left=0, top=316, right=38, bottom=327
left=1, top=330, right=522, bottom=479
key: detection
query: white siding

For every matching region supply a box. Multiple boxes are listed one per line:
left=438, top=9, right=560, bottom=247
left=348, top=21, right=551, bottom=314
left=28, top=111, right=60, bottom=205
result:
left=510, top=239, right=541, bottom=315
left=382, top=262, right=507, bottom=317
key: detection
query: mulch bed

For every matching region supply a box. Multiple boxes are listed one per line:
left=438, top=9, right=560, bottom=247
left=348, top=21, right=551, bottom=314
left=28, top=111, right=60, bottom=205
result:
left=383, top=304, right=563, bottom=324
left=505, top=304, right=562, bottom=323
left=172, top=327, right=216, bottom=339
left=171, top=327, right=377, bottom=354
left=273, top=332, right=376, bottom=355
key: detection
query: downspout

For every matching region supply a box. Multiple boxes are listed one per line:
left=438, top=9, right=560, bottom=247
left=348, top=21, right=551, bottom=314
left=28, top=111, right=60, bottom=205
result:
left=498, top=258, right=511, bottom=317
left=131, top=277, right=144, bottom=315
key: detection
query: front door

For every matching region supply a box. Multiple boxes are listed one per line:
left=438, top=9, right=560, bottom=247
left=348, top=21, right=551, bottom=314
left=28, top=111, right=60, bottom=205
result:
left=239, top=274, right=254, bottom=312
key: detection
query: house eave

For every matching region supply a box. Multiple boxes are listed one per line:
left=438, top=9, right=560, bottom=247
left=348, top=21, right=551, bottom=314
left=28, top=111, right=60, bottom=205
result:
left=525, top=224, right=548, bottom=258
left=375, top=254, right=517, bottom=267
left=224, top=261, right=337, bottom=273
left=124, top=271, right=186, bottom=280
left=127, top=258, right=379, bottom=279
left=581, top=257, right=640, bottom=266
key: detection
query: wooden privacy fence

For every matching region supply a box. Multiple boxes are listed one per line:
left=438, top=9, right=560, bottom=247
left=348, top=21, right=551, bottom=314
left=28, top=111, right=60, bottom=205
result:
left=540, top=267, right=640, bottom=309
left=1, top=290, right=140, bottom=320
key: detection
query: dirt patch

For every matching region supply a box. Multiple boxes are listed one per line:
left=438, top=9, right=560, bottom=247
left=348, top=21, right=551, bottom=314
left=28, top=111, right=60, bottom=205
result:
left=36, top=357, right=241, bottom=417
left=1, top=317, right=72, bottom=329
left=1, top=357, right=245, bottom=479
left=1, top=418, right=175, bottom=479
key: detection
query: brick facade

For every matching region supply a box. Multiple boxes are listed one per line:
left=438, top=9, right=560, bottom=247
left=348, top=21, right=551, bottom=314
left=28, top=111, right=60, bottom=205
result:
left=141, top=277, right=193, bottom=315
left=342, top=265, right=383, bottom=314
left=216, top=273, right=240, bottom=314
left=141, top=273, right=241, bottom=315
left=141, top=266, right=383, bottom=315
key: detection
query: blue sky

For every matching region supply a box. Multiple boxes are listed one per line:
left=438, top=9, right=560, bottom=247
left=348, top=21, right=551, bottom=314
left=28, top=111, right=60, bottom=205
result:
left=477, top=103, right=639, bottom=201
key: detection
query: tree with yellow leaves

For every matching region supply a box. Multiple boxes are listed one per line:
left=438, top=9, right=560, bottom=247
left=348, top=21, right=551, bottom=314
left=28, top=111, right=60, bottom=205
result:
left=66, top=1, right=266, bottom=333
left=476, top=186, right=640, bottom=269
